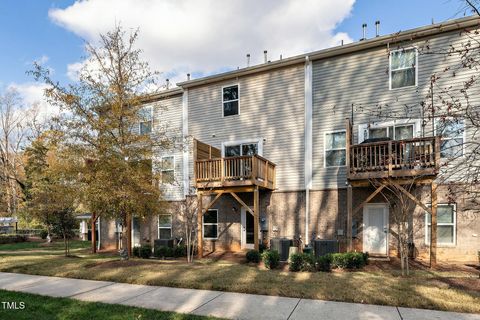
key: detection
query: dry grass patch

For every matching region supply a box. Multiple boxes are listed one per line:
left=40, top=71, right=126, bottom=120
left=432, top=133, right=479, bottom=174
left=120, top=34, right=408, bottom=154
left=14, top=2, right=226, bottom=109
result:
left=0, top=242, right=479, bottom=314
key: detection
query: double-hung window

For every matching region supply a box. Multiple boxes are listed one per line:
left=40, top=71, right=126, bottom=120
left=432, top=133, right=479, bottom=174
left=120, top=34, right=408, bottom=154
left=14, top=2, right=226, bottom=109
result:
left=324, top=131, right=346, bottom=167
left=158, top=214, right=172, bottom=239
left=139, top=106, right=153, bottom=134
left=203, top=209, right=218, bottom=239
left=390, top=48, right=417, bottom=89
left=222, top=85, right=239, bottom=116
left=425, top=204, right=456, bottom=246
left=435, top=118, right=464, bottom=158
left=160, top=156, right=175, bottom=184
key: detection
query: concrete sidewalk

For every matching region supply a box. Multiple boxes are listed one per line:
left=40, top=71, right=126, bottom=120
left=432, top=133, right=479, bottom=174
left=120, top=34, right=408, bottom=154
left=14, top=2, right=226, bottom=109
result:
left=0, top=272, right=478, bottom=320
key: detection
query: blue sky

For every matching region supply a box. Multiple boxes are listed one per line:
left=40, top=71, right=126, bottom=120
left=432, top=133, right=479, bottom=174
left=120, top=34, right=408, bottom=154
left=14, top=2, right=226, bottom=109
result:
left=0, top=0, right=471, bottom=103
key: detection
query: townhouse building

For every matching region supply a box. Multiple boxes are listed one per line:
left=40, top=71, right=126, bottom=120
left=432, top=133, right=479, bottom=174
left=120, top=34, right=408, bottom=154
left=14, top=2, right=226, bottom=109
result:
left=98, top=16, right=480, bottom=262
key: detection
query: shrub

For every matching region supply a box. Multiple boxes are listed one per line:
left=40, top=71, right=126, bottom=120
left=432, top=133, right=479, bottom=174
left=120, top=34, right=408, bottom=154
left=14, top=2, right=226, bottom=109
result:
left=262, top=250, right=280, bottom=269
left=154, top=245, right=174, bottom=258
left=316, top=254, right=332, bottom=272
left=289, top=253, right=303, bottom=272
left=40, top=230, right=48, bottom=240
left=139, top=244, right=152, bottom=259
left=363, top=252, right=369, bottom=265
left=246, top=249, right=261, bottom=263
left=289, top=253, right=316, bottom=272
left=174, top=245, right=187, bottom=257
left=331, top=252, right=367, bottom=269
left=132, top=246, right=140, bottom=258
left=0, top=235, right=27, bottom=244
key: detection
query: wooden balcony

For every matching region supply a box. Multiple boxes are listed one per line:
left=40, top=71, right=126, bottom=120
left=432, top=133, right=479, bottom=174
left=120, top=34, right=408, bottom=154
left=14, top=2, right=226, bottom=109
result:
left=347, top=136, right=441, bottom=181
left=195, top=155, right=276, bottom=190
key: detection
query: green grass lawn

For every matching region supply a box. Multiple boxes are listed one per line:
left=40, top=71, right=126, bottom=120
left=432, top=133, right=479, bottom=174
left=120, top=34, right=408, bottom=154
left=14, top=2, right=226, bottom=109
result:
left=0, top=241, right=479, bottom=314
left=0, top=289, right=221, bottom=320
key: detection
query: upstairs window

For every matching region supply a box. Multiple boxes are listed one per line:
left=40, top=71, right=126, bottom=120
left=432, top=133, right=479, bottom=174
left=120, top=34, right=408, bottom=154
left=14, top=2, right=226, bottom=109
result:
left=425, top=204, right=456, bottom=246
left=222, top=85, right=239, bottom=116
left=324, top=131, right=346, bottom=167
left=390, top=48, right=417, bottom=89
left=160, top=156, right=175, bottom=184
left=436, top=118, right=464, bottom=158
left=158, top=214, right=172, bottom=239
left=139, top=106, right=153, bottom=134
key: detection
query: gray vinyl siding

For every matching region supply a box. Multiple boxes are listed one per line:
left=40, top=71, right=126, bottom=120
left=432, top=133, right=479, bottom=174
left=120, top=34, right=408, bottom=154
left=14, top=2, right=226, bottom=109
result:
left=312, top=28, right=480, bottom=189
left=149, top=93, right=185, bottom=200
left=188, top=64, right=306, bottom=191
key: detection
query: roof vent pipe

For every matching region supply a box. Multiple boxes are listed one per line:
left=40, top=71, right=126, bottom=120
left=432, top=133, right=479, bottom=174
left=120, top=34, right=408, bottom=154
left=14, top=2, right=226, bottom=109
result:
left=187, top=73, right=191, bottom=81
left=264, top=50, right=268, bottom=63
left=166, top=79, right=170, bottom=89
left=375, top=21, right=380, bottom=37
left=361, top=23, right=367, bottom=40
left=280, top=54, right=283, bottom=60
left=246, top=54, right=251, bottom=67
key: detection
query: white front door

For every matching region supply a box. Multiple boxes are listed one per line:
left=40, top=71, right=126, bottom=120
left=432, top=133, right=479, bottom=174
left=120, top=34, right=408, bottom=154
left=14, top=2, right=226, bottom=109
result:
left=241, top=208, right=254, bottom=249
left=363, top=204, right=388, bottom=255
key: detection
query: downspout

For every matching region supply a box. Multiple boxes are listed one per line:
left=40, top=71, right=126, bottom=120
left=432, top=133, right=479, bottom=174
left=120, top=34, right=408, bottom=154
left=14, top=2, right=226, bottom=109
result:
left=304, top=56, right=313, bottom=245
left=182, top=89, right=190, bottom=197
left=97, top=217, right=101, bottom=251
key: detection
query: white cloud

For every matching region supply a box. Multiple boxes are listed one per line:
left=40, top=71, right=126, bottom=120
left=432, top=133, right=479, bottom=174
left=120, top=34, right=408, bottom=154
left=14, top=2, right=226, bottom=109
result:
left=50, top=0, right=354, bottom=84
left=7, top=82, right=59, bottom=120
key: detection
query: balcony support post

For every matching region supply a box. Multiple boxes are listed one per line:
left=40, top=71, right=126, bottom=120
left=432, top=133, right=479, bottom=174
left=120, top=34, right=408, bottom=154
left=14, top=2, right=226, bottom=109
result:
left=253, top=186, right=260, bottom=251
left=197, top=191, right=203, bottom=258
left=430, top=182, right=438, bottom=267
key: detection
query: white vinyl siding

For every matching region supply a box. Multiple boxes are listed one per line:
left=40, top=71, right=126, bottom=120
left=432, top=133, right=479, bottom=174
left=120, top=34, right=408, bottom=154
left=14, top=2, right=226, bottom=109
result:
left=425, top=204, right=456, bottom=246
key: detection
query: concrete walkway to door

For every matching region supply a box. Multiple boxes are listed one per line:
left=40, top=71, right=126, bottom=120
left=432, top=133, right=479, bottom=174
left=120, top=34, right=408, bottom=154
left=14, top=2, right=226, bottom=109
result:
left=0, top=272, right=479, bottom=320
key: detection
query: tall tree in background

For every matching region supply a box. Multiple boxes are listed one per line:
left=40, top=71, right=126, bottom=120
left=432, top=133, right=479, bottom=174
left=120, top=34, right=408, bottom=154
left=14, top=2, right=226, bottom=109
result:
left=24, top=130, right=78, bottom=256
left=31, top=26, right=171, bottom=257
left=0, top=89, right=44, bottom=218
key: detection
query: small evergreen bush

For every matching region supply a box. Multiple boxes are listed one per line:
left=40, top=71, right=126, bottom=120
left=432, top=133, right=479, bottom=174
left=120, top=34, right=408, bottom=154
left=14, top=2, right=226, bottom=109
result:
left=316, top=254, right=332, bottom=272
left=331, top=252, right=367, bottom=269
left=246, top=249, right=261, bottom=263
left=289, top=253, right=304, bottom=271
left=139, top=244, right=152, bottom=259
left=262, top=250, right=280, bottom=269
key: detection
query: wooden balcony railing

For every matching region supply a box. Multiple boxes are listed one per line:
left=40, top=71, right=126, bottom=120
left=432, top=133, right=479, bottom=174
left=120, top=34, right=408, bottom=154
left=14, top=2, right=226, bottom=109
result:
left=195, top=155, right=276, bottom=190
left=348, top=136, right=441, bottom=180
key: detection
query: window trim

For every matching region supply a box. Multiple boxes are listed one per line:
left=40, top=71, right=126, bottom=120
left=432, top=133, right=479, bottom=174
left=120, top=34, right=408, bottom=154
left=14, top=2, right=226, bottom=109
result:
left=434, top=117, right=466, bottom=159
left=389, top=47, right=418, bottom=90
left=425, top=203, right=457, bottom=247
left=221, top=84, right=240, bottom=117
left=203, top=209, right=218, bottom=240
left=160, top=155, right=175, bottom=185
left=323, top=129, right=347, bottom=168
left=221, top=138, right=263, bottom=157
left=139, top=106, right=153, bottom=134
left=157, top=214, right=173, bottom=239
left=358, top=119, right=421, bottom=143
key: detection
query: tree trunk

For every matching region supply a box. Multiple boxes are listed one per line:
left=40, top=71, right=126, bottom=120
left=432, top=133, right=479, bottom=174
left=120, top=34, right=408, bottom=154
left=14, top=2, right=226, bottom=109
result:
left=63, top=232, right=67, bottom=257
left=126, top=213, right=132, bottom=257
